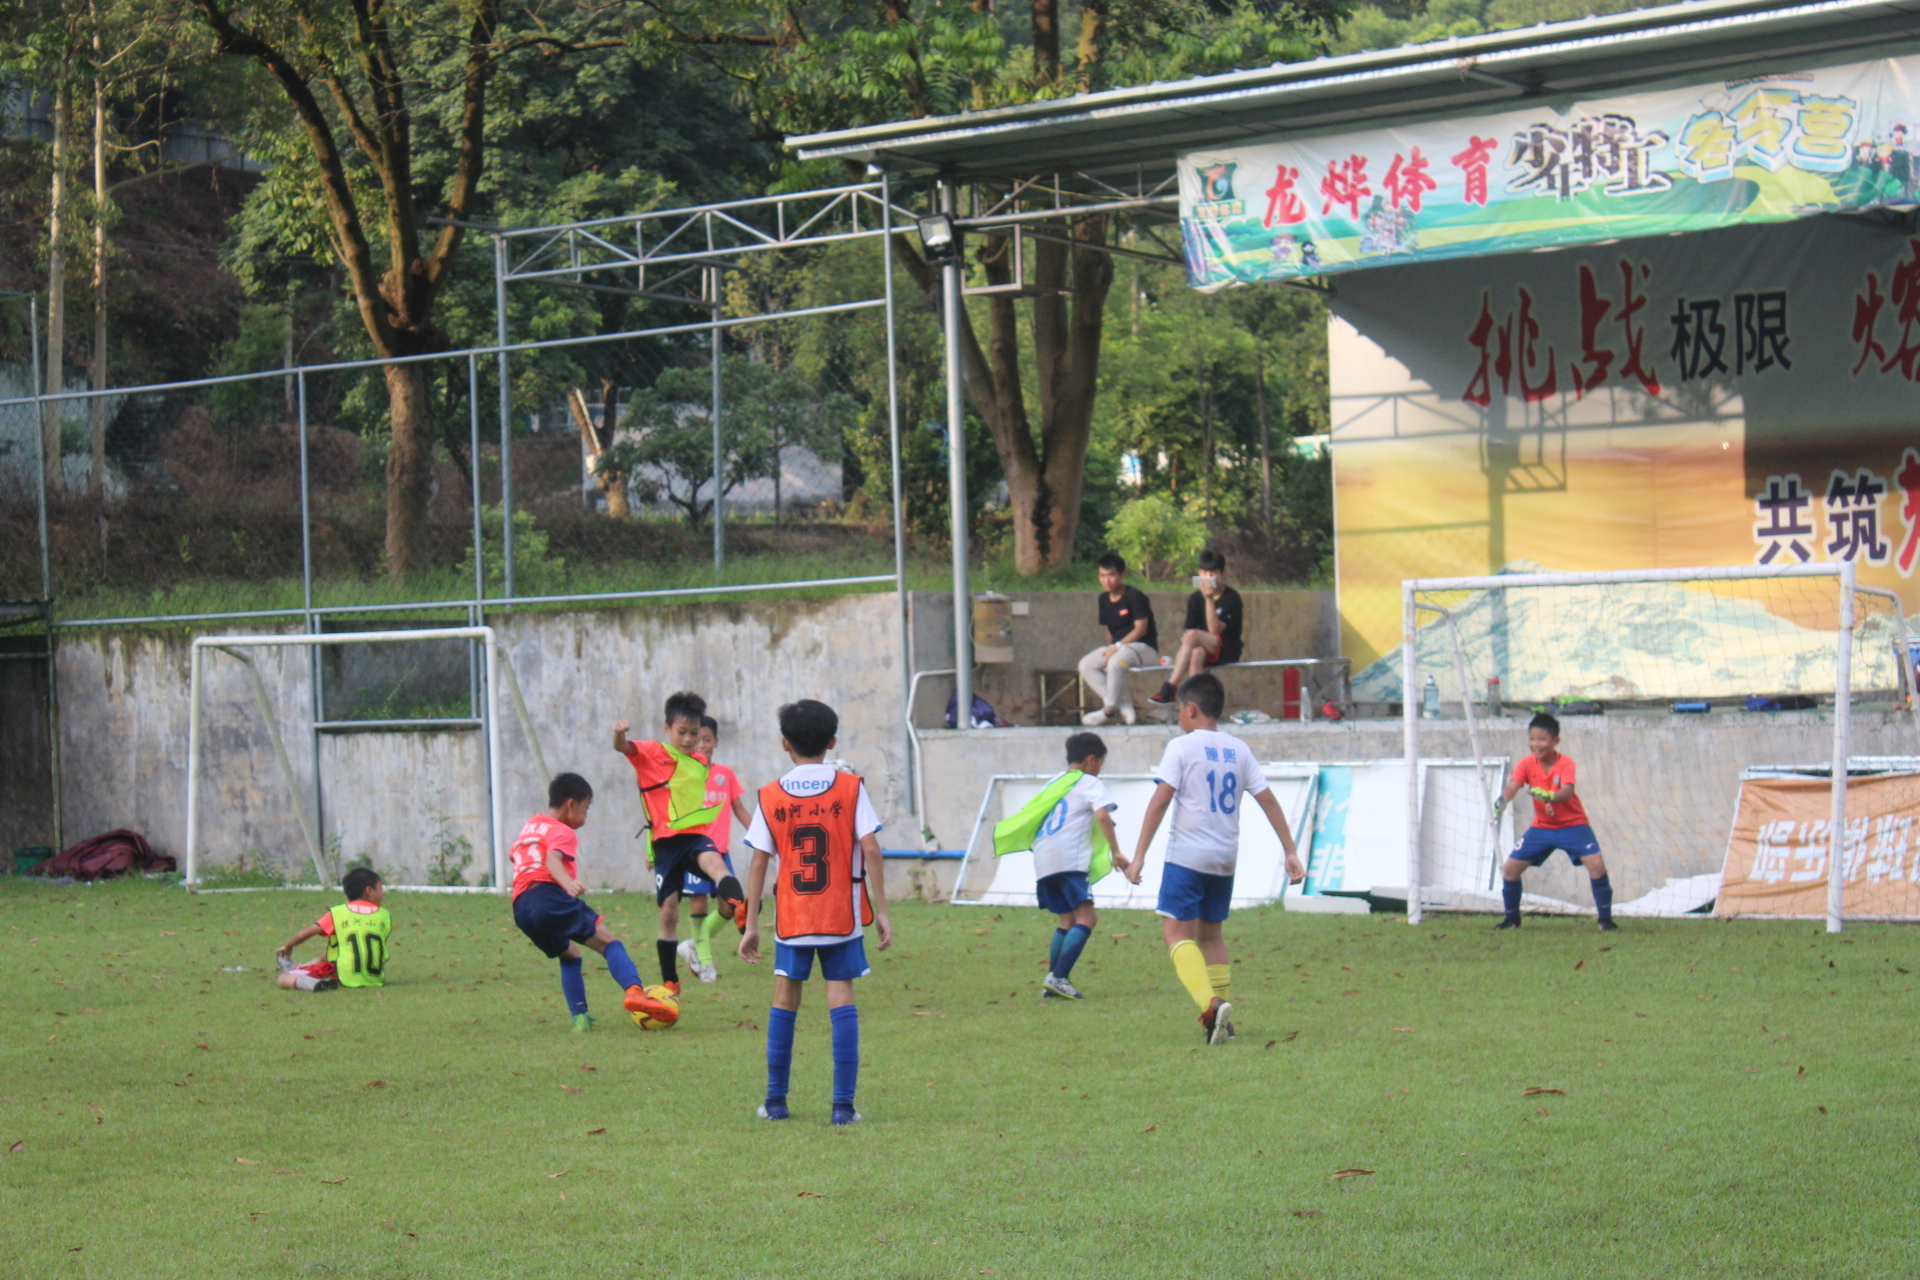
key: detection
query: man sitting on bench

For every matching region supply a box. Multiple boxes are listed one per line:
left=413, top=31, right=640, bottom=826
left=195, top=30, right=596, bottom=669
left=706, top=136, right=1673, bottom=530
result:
left=1148, top=549, right=1243, bottom=706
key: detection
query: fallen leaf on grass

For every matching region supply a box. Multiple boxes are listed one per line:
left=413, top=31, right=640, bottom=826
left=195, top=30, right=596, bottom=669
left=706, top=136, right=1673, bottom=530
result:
left=797, top=1191, right=827, bottom=1198
left=586, top=1128, right=606, bottom=1136
left=1818, top=1105, right=1828, bottom=1114
left=235, top=1158, right=259, bottom=1165
left=320, top=1178, right=347, bottom=1185
left=195, top=1043, right=209, bottom=1050
left=1263, top=1040, right=1277, bottom=1050
left=1282, top=1030, right=1300, bottom=1043
left=1522, top=1087, right=1565, bottom=1096
left=1141, top=1124, right=1159, bottom=1133
left=363, top=1080, right=385, bottom=1089
left=1291, top=1209, right=1322, bottom=1218
left=248, top=1212, right=269, bottom=1221
left=1536, top=1109, right=1551, bottom=1117
left=67, top=1247, right=81, bottom=1253
left=1390, top=1027, right=1413, bottom=1033
left=1331, top=1168, right=1373, bottom=1180
left=579, top=1065, right=596, bottom=1073
left=1341, top=989, right=1361, bottom=996
left=8, top=1141, right=22, bottom=1154
left=1796, top=1066, right=1806, bottom=1077
left=560, top=1085, right=581, bottom=1093
left=1574, top=960, right=1585, bottom=971
left=910, top=1011, right=935, bottom=1017
left=547, top=1171, right=568, bottom=1179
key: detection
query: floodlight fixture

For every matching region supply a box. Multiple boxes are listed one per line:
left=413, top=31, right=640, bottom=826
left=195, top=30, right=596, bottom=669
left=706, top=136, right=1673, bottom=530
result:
left=917, top=213, right=961, bottom=265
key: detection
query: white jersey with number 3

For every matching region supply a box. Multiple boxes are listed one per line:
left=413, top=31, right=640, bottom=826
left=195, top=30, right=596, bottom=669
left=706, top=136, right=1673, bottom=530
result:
left=1153, top=729, right=1269, bottom=876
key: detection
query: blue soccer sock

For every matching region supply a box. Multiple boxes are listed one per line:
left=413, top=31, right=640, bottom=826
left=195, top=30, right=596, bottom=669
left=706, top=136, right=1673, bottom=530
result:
left=1048, top=927, right=1068, bottom=974
left=766, top=1006, right=798, bottom=1104
left=1056, top=924, right=1092, bottom=980
left=1501, top=877, right=1523, bottom=921
left=1590, top=874, right=1614, bottom=922
left=602, top=940, right=641, bottom=990
left=558, top=957, right=589, bottom=1016
left=830, top=1004, right=859, bottom=1106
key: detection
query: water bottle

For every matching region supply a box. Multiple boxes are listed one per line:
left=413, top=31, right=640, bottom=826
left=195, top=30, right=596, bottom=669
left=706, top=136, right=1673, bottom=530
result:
left=1486, top=675, right=1502, bottom=718
left=1422, top=675, right=1440, bottom=719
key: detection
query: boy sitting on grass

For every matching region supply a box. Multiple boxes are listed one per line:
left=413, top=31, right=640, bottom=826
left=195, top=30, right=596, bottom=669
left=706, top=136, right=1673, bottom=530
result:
left=993, top=730, right=1130, bottom=1000
left=1493, top=712, right=1617, bottom=933
left=276, top=867, right=391, bottom=992
left=509, top=772, right=669, bottom=1031
left=1132, top=673, right=1303, bottom=1044
left=614, top=691, right=750, bottom=994
left=739, top=699, right=891, bottom=1125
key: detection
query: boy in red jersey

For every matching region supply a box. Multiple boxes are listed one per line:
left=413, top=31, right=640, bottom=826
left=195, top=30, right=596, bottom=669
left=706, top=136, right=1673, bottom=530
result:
left=739, top=699, right=891, bottom=1125
left=676, top=715, right=753, bottom=984
left=509, top=772, right=670, bottom=1031
left=1494, top=712, right=1617, bottom=932
left=613, top=690, right=749, bottom=994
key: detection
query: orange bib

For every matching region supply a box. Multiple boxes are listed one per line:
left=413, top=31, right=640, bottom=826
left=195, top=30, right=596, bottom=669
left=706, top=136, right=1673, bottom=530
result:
left=758, top=772, right=873, bottom=943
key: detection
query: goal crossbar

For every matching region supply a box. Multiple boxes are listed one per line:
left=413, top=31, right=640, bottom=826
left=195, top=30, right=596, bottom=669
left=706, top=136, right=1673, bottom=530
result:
left=184, top=626, right=532, bottom=893
left=1402, top=561, right=1892, bottom=934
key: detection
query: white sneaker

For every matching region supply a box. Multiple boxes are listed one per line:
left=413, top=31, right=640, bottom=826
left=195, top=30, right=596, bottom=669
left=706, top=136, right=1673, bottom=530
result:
left=675, top=939, right=699, bottom=971
left=1081, top=708, right=1112, bottom=726
left=1042, top=972, right=1086, bottom=1000
left=693, top=960, right=719, bottom=983
left=1118, top=703, right=1137, bottom=726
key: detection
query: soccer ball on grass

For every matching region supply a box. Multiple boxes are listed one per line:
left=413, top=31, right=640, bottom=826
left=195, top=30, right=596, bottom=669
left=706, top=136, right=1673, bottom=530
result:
left=629, top=984, right=680, bottom=1030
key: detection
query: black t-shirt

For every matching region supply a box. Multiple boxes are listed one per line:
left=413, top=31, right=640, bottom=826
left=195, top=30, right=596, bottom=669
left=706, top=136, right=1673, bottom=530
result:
left=1184, top=586, right=1244, bottom=664
left=1097, top=585, right=1158, bottom=650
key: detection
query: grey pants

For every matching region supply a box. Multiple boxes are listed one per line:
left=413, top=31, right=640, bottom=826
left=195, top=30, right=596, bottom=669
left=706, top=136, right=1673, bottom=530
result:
left=1078, top=642, right=1159, bottom=712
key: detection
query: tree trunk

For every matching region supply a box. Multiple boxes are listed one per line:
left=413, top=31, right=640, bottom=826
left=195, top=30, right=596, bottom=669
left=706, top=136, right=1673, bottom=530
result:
left=566, top=385, right=628, bottom=518
left=1256, top=346, right=1273, bottom=542
left=44, top=83, right=69, bottom=493
left=88, top=61, right=108, bottom=496
left=382, top=362, right=435, bottom=577
left=773, top=442, right=782, bottom=523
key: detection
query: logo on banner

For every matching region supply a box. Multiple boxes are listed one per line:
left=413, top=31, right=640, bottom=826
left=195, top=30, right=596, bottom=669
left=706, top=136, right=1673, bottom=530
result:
left=1190, top=162, right=1243, bottom=220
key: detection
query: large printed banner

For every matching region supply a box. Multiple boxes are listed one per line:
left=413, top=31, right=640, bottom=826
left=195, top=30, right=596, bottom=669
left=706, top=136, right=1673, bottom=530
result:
left=1179, top=53, right=1920, bottom=285
left=1718, top=773, right=1920, bottom=918
left=1329, top=214, right=1920, bottom=677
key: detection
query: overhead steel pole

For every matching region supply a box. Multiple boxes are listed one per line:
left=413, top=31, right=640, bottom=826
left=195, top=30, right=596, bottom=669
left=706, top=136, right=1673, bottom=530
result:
left=710, top=265, right=725, bottom=576
left=881, top=171, right=916, bottom=813
left=940, top=181, right=972, bottom=730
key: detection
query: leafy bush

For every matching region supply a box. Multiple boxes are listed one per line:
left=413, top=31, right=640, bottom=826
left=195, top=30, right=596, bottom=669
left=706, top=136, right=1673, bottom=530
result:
left=1104, top=493, right=1207, bottom=580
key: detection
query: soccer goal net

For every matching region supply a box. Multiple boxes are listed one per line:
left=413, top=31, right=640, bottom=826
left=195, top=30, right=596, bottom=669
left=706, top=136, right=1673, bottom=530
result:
left=183, top=626, right=547, bottom=893
left=1389, top=563, right=1920, bottom=930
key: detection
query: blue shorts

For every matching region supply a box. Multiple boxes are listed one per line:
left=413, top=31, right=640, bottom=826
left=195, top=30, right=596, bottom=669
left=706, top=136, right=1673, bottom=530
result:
left=1511, top=823, right=1602, bottom=866
left=512, top=882, right=604, bottom=959
left=773, top=937, right=870, bottom=982
left=681, top=852, right=736, bottom=899
left=1157, top=862, right=1235, bottom=923
left=652, top=832, right=722, bottom=905
left=1036, top=870, right=1092, bottom=915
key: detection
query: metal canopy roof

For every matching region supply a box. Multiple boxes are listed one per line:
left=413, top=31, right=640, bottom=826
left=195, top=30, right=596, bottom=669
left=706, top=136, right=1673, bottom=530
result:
left=792, top=0, right=1920, bottom=182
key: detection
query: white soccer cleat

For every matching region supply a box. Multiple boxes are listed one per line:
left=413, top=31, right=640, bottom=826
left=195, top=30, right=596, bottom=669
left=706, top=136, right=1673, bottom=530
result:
left=1206, top=998, right=1234, bottom=1046
left=676, top=939, right=699, bottom=971
left=1042, top=973, right=1086, bottom=1000
left=693, top=960, right=719, bottom=983
left=1081, top=708, right=1112, bottom=726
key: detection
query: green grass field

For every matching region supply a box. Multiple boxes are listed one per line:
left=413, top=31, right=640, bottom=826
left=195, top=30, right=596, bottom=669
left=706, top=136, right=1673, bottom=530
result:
left=3, top=879, right=1917, bottom=1279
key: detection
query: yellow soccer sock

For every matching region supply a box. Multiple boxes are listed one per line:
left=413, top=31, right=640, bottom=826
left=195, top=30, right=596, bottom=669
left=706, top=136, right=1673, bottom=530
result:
left=1207, top=963, right=1231, bottom=1001
left=1169, top=940, right=1215, bottom=1012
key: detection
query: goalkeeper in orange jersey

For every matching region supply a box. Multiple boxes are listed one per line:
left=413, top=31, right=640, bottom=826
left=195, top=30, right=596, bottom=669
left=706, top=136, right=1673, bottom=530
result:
left=1493, top=712, right=1616, bottom=933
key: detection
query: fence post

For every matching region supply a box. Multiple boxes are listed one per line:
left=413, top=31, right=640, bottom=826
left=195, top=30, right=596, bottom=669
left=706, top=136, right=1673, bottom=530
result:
left=710, top=264, right=724, bottom=576
left=494, top=234, right=514, bottom=599
left=941, top=181, right=972, bottom=730
left=1404, top=579, right=1422, bottom=925
left=1828, top=558, right=1855, bottom=934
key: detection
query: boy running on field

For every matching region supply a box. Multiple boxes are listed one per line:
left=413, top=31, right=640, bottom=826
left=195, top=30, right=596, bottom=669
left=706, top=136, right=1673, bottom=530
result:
left=1132, top=673, right=1303, bottom=1044
left=613, top=691, right=750, bottom=994
left=676, top=715, right=753, bottom=983
left=739, top=699, right=891, bottom=1125
left=993, top=731, right=1131, bottom=1001
left=275, top=867, right=391, bottom=991
left=1494, top=711, right=1617, bottom=932
left=509, top=772, right=667, bottom=1031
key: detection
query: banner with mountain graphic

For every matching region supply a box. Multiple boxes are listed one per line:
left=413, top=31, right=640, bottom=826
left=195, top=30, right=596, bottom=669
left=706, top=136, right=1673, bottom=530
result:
left=1178, top=54, right=1920, bottom=285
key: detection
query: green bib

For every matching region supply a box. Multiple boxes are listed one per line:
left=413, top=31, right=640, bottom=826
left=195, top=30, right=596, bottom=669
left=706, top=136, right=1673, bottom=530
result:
left=326, top=902, right=393, bottom=988
left=993, top=771, right=1113, bottom=884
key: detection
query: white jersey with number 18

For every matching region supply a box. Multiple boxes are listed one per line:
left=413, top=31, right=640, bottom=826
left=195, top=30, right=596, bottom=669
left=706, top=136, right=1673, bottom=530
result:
left=1152, top=729, right=1270, bottom=876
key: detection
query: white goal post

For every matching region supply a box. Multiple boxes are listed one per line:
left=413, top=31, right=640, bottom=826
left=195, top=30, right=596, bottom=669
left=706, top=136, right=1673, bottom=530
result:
left=183, top=626, right=547, bottom=893
left=1401, top=561, right=1920, bottom=934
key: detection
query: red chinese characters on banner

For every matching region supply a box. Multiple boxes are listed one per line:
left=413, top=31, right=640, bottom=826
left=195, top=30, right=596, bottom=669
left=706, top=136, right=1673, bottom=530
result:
left=1384, top=148, right=1437, bottom=213
left=1451, top=136, right=1498, bottom=207
left=1897, top=447, right=1920, bottom=575
left=1463, top=259, right=1661, bottom=406
left=1263, top=164, right=1306, bottom=227
left=1464, top=288, right=1555, bottom=404
left=1571, top=264, right=1614, bottom=395
left=1615, top=259, right=1662, bottom=396
left=1320, top=155, right=1371, bottom=220
left=1852, top=239, right=1920, bottom=380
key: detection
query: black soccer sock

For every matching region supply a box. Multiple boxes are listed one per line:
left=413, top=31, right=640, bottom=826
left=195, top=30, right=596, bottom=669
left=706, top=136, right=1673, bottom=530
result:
left=1501, top=877, right=1523, bottom=922
left=1590, top=873, right=1614, bottom=923
left=716, top=875, right=746, bottom=916
left=656, top=938, right=680, bottom=985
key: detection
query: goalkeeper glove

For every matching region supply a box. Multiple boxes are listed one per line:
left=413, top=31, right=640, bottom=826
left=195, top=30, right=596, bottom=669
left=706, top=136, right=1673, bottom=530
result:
left=1529, top=785, right=1555, bottom=801
left=1491, top=796, right=1508, bottom=821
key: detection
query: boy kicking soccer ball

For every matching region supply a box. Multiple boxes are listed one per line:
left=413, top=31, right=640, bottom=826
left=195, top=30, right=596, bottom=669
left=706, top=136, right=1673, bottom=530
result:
left=993, top=731, right=1130, bottom=1000
left=275, top=867, right=391, bottom=991
left=614, top=691, right=751, bottom=996
left=739, top=699, right=891, bottom=1125
left=1132, top=673, right=1303, bottom=1044
left=509, top=772, right=669, bottom=1031
left=676, top=715, right=753, bottom=984
left=1494, top=712, right=1617, bottom=932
